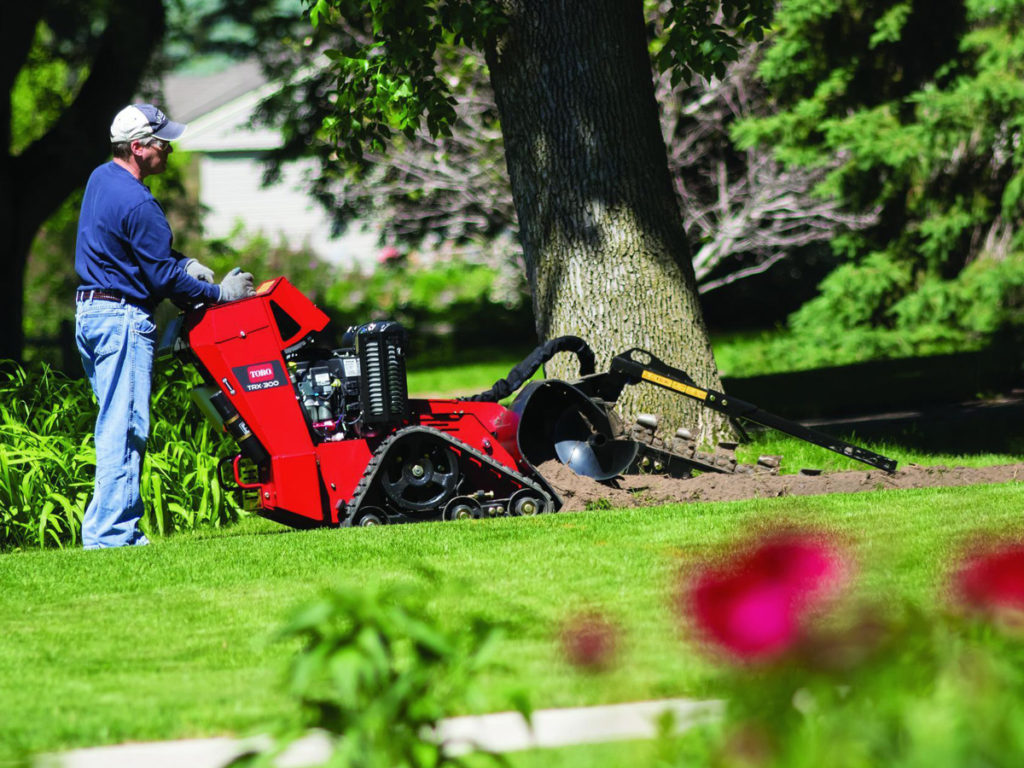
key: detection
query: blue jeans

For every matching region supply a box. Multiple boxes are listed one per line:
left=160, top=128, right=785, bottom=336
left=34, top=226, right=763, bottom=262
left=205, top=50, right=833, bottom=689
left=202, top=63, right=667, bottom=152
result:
left=76, top=298, right=156, bottom=549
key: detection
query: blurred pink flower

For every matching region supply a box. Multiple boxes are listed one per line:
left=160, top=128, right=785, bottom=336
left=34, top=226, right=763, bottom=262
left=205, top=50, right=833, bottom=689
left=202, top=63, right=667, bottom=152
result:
left=683, top=531, right=847, bottom=662
left=954, top=540, right=1024, bottom=613
left=377, top=246, right=403, bottom=265
left=561, top=612, right=619, bottom=671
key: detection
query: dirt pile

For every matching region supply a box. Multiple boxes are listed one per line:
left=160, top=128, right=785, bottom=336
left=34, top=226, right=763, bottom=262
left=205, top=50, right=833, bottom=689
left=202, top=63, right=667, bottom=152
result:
left=537, top=460, right=1024, bottom=512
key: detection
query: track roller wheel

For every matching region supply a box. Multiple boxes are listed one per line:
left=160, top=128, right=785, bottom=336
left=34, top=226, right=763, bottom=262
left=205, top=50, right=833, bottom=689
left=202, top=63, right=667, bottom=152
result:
left=380, top=432, right=461, bottom=515
left=509, top=489, right=547, bottom=516
left=356, top=508, right=386, bottom=526
left=443, top=496, right=481, bottom=521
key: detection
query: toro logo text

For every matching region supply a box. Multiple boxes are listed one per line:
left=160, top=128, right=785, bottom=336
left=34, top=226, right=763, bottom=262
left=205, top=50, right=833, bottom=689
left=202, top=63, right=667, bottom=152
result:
left=232, top=360, right=287, bottom=392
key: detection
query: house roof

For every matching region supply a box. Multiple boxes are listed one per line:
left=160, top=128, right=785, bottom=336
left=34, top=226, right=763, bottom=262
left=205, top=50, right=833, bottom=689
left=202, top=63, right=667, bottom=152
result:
left=164, top=60, right=267, bottom=122
left=164, top=60, right=282, bottom=152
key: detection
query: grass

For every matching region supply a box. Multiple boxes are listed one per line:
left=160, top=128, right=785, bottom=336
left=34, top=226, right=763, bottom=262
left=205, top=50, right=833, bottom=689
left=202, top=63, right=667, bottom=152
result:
left=4, top=341, right=1022, bottom=764
left=406, top=357, right=525, bottom=397
left=3, top=479, right=1024, bottom=763
left=709, top=329, right=783, bottom=378
left=402, top=332, right=783, bottom=396
left=402, top=330, right=789, bottom=392
left=736, top=431, right=1024, bottom=472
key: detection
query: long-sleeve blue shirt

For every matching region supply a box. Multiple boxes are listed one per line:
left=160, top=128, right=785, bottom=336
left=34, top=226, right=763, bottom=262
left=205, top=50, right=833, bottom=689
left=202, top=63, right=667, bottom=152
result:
left=75, top=162, right=219, bottom=306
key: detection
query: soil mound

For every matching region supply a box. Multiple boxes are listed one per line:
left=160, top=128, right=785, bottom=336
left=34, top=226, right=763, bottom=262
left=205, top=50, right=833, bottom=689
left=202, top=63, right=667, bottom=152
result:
left=537, top=461, right=1024, bottom=512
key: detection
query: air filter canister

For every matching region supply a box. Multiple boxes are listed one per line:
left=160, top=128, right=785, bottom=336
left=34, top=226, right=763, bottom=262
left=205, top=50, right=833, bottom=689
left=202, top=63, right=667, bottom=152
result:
left=355, top=321, right=409, bottom=427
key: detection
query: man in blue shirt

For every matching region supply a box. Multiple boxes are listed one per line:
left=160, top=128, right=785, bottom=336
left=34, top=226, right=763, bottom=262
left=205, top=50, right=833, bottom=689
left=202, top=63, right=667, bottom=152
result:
left=75, top=103, right=255, bottom=549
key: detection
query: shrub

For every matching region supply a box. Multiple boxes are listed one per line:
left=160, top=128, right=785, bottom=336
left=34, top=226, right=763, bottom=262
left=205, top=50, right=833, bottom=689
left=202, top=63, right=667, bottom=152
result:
left=232, top=582, right=518, bottom=768
left=0, top=364, right=94, bottom=549
left=713, top=250, right=1024, bottom=377
left=0, top=361, right=243, bottom=550
left=322, top=259, right=534, bottom=366
left=779, top=251, right=1024, bottom=369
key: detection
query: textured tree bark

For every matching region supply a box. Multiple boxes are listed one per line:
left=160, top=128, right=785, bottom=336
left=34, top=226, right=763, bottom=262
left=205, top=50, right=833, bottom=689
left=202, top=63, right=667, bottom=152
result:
left=0, top=0, right=165, bottom=363
left=485, top=0, right=737, bottom=446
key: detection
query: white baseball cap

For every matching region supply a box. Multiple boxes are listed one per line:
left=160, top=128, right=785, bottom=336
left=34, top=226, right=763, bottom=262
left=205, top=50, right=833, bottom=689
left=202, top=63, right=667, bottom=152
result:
left=110, top=104, right=187, bottom=143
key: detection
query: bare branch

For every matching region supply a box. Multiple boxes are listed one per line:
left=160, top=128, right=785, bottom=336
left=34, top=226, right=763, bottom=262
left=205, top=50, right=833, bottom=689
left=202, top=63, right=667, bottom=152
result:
left=698, top=251, right=787, bottom=293
left=654, top=39, right=877, bottom=291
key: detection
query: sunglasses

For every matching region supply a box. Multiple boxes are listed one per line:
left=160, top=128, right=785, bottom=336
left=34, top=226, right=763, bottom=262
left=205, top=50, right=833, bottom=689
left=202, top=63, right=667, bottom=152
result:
left=145, top=138, right=170, bottom=151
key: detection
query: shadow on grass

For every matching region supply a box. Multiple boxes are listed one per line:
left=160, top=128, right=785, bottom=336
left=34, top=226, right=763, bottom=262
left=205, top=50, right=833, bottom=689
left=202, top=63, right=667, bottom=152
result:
left=724, top=341, right=1024, bottom=457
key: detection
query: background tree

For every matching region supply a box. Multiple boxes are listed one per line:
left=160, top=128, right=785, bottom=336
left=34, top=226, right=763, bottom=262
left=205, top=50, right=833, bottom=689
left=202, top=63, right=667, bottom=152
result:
left=1, top=1, right=166, bottom=364
left=298, top=0, right=773, bottom=443
left=735, top=0, right=1024, bottom=363
left=655, top=40, right=878, bottom=295
left=256, top=7, right=865, bottom=292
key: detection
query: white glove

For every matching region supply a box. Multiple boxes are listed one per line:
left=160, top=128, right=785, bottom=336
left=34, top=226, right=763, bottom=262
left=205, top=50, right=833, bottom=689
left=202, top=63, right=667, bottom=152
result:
left=218, top=267, right=256, bottom=302
left=184, top=258, right=215, bottom=283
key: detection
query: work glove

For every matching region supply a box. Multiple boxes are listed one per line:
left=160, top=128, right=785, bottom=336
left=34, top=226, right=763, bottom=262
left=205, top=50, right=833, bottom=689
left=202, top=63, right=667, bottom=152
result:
left=218, top=267, right=256, bottom=302
left=184, top=258, right=215, bottom=283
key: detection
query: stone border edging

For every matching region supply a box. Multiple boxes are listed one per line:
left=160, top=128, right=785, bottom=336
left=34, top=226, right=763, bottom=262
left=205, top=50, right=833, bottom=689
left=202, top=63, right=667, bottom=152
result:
left=37, top=698, right=722, bottom=768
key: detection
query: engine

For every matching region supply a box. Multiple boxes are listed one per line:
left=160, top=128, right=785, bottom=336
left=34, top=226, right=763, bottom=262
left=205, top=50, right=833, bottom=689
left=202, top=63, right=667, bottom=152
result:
left=287, top=320, right=410, bottom=442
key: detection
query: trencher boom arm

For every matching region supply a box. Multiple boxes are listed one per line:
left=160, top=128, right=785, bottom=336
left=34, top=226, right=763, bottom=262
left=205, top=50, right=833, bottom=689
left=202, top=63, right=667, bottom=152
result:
left=608, top=349, right=898, bottom=473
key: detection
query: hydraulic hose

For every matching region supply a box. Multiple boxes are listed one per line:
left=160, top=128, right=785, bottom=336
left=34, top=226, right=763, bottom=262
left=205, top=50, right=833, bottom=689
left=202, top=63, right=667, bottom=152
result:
left=459, top=336, right=596, bottom=402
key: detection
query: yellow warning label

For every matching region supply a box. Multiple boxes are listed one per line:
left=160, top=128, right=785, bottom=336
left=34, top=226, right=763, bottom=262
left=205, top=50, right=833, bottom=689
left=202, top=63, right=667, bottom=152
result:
left=641, top=370, right=708, bottom=400
left=255, top=279, right=277, bottom=295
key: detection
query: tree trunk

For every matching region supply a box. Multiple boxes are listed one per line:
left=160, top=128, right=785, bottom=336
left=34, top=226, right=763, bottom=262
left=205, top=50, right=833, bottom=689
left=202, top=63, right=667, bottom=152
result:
left=484, top=0, right=736, bottom=446
left=0, top=175, right=27, bottom=365
left=0, top=0, right=165, bottom=364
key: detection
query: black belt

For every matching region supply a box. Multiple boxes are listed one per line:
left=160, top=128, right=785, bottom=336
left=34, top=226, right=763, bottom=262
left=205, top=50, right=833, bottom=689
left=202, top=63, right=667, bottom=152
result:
left=76, top=289, right=154, bottom=312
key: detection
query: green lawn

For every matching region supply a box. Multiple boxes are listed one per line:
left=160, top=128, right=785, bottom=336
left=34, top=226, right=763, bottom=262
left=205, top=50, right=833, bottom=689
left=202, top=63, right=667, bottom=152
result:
left=406, top=357, right=536, bottom=397
left=3, top=480, right=1024, bottom=763
left=4, top=342, right=1023, bottom=764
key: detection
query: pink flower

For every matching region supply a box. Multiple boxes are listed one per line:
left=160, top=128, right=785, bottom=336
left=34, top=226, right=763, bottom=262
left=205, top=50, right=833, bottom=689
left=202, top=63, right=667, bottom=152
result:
left=377, top=246, right=403, bottom=265
left=561, top=612, right=619, bottom=671
left=953, top=540, right=1024, bottom=613
left=683, top=531, right=847, bottom=662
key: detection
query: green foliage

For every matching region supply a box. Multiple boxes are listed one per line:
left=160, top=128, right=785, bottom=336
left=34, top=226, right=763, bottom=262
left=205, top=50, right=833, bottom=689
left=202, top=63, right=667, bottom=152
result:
left=303, top=0, right=774, bottom=163
left=184, top=229, right=335, bottom=304
left=303, top=0, right=507, bottom=159
left=712, top=250, right=1024, bottom=375
left=9, top=22, right=83, bottom=155
left=656, top=0, right=773, bottom=83
left=0, top=362, right=243, bottom=550
left=736, top=0, right=1024, bottom=359
left=322, top=259, right=534, bottom=365
left=784, top=250, right=1024, bottom=365
left=236, top=582, right=515, bottom=768
left=0, top=365, right=94, bottom=549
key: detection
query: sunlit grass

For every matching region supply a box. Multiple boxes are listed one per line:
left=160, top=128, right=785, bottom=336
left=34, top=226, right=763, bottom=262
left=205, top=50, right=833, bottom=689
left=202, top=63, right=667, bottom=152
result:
left=4, top=334, right=1022, bottom=764
left=406, top=357, right=525, bottom=397
left=3, top=481, right=1024, bottom=762
left=709, top=328, right=787, bottom=378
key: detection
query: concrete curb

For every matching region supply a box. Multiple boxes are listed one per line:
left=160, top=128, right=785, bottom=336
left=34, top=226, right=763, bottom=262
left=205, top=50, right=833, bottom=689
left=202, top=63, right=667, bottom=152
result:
left=438, top=698, right=721, bottom=755
left=37, top=698, right=721, bottom=768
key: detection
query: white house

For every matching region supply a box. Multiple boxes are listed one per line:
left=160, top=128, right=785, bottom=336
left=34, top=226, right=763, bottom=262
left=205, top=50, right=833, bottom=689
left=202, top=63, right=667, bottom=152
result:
left=164, top=61, right=379, bottom=267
